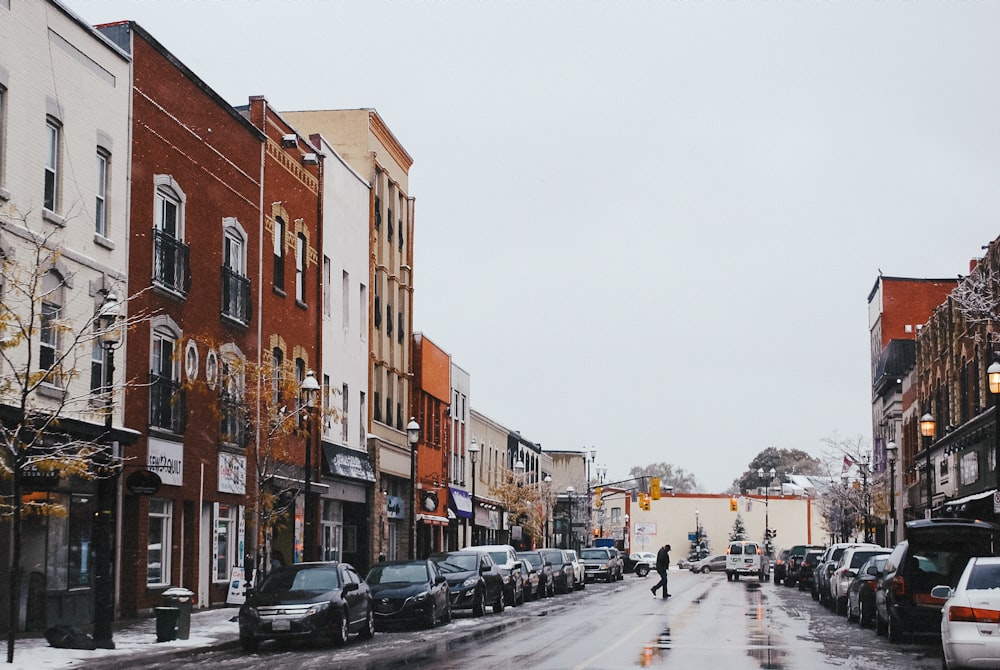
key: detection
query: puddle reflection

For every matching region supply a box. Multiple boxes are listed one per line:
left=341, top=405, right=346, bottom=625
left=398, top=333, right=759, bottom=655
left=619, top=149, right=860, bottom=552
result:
left=639, top=625, right=671, bottom=666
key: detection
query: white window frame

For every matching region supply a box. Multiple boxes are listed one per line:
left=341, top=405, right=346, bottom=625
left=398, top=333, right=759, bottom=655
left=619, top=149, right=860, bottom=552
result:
left=222, top=218, right=246, bottom=276
left=295, top=233, right=306, bottom=303
left=214, top=502, right=239, bottom=582
left=95, top=150, right=109, bottom=237
left=39, top=270, right=63, bottom=382
left=147, top=498, right=173, bottom=586
left=44, top=118, right=60, bottom=212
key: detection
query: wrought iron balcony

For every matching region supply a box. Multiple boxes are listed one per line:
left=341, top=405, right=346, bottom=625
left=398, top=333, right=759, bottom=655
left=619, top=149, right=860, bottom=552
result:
left=221, top=266, right=251, bottom=324
left=153, top=229, right=191, bottom=296
left=150, top=373, right=186, bottom=433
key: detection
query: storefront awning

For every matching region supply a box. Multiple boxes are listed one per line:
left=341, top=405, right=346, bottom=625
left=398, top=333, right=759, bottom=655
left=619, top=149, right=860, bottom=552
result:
left=321, top=442, right=375, bottom=482
left=449, top=487, right=472, bottom=519
left=416, top=513, right=449, bottom=526
left=939, top=488, right=996, bottom=515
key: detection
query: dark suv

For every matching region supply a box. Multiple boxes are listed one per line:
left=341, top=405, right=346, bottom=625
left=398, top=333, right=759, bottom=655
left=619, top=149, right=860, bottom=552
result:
left=797, top=550, right=825, bottom=593
left=875, top=518, right=999, bottom=643
left=782, top=544, right=825, bottom=588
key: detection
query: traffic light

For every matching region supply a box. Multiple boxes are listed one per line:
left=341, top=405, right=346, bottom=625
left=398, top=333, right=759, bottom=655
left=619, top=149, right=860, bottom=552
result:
left=595, top=486, right=602, bottom=507
left=639, top=494, right=650, bottom=511
left=650, top=477, right=661, bottom=500
left=730, top=497, right=738, bottom=512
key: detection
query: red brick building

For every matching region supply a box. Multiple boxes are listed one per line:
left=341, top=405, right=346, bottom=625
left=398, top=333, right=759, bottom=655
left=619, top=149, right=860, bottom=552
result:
left=240, top=98, right=324, bottom=567
left=411, top=334, right=452, bottom=557
left=96, top=22, right=266, bottom=615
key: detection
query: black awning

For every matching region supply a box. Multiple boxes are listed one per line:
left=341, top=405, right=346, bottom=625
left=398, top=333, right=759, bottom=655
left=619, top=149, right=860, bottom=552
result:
left=321, top=442, right=375, bottom=482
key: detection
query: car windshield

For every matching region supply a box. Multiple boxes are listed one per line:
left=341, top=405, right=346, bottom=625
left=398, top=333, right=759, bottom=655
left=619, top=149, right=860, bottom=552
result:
left=850, top=550, right=888, bottom=569
left=432, top=554, right=478, bottom=573
left=543, top=552, right=565, bottom=566
left=367, top=563, right=429, bottom=585
left=966, top=563, right=1000, bottom=590
left=519, top=553, right=542, bottom=567
left=487, top=551, right=509, bottom=565
left=259, top=567, right=340, bottom=594
left=580, top=549, right=607, bottom=559
left=730, top=545, right=743, bottom=555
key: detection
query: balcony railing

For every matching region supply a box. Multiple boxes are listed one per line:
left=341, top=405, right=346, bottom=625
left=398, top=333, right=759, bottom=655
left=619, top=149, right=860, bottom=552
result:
left=219, top=392, right=248, bottom=447
left=153, top=229, right=191, bottom=296
left=221, top=266, right=251, bottom=324
left=150, top=373, right=186, bottom=433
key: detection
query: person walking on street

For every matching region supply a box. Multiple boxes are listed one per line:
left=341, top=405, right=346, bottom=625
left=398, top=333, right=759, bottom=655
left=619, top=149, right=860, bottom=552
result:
left=651, top=544, right=671, bottom=598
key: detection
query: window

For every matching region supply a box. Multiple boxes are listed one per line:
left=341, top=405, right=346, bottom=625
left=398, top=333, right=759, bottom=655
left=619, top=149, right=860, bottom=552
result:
left=39, top=493, right=95, bottom=590
left=386, top=303, right=393, bottom=337
left=398, top=311, right=404, bottom=344
left=148, top=498, right=172, bottom=585
left=90, top=327, right=108, bottom=396
left=95, top=151, right=109, bottom=237
left=961, top=452, right=979, bottom=485
left=44, top=118, right=60, bottom=212
left=271, top=348, right=283, bottom=409
left=359, top=284, right=367, bottom=339
left=342, top=383, right=349, bottom=443
left=150, top=325, right=184, bottom=432
left=295, top=357, right=306, bottom=424
left=214, top=503, right=238, bottom=582
left=39, top=271, right=63, bottom=382
left=342, top=270, right=349, bottom=329
left=323, top=256, right=331, bottom=317
left=358, top=391, right=365, bottom=446
left=219, top=353, right=246, bottom=446
left=153, top=180, right=190, bottom=295
left=221, top=221, right=250, bottom=323
left=273, top=217, right=286, bottom=291
left=295, top=233, right=306, bottom=303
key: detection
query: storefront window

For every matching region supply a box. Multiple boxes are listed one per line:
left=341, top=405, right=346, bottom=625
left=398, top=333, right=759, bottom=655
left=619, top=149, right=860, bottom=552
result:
left=35, top=492, right=94, bottom=590
left=148, top=498, right=172, bottom=585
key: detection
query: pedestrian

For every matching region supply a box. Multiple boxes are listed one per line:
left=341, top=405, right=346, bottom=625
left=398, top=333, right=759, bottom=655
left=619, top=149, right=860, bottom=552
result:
left=651, top=544, right=671, bottom=598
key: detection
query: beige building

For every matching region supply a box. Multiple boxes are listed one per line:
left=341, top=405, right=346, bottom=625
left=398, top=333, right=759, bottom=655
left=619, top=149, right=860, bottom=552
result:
left=627, top=493, right=828, bottom=561
left=283, top=108, right=416, bottom=562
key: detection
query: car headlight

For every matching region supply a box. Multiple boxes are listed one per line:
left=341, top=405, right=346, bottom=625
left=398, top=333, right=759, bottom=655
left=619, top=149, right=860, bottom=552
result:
left=407, top=591, right=431, bottom=604
left=305, top=602, right=329, bottom=617
left=462, top=577, right=478, bottom=588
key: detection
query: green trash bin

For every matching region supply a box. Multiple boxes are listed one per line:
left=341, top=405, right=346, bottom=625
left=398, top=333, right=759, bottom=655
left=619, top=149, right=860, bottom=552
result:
left=155, top=606, right=180, bottom=642
left=161, top=587, right=194, bottom=640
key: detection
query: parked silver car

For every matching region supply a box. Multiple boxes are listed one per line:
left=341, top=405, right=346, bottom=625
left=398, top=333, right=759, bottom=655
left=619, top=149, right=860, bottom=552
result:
left=690, top=554, right=727, bottom=573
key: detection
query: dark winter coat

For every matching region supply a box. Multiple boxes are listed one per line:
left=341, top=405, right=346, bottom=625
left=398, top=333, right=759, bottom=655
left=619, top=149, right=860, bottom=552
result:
left=656, top=546, right=670, bottom=572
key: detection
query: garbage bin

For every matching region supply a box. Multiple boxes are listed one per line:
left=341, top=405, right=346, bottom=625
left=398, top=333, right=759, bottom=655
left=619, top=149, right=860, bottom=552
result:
left=161, top=587, right=195, bottom=640
left=154, top=607, right=180, bottom=642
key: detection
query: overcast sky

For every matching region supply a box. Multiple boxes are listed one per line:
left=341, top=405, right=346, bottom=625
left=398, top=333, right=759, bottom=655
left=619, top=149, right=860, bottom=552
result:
left=65, top=0, right=1000, bottom=493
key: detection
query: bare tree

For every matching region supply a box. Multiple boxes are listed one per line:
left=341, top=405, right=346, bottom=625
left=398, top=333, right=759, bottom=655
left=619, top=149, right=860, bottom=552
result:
left=489, top=474, right=543, bottom=549
left=0, top=208, right=146, bottom=661
left=628, top=463, right=701, bottom=493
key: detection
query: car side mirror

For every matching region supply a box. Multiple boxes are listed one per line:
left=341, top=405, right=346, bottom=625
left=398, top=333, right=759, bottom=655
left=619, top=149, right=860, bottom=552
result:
left=480, top=565, right=491, bottom=574
left=930, top=585, right=953, bottom=600
left=545, top=561, right=552, bottom=567
left=867, top=566, right=879, bottom=576
left=343, top=582, right=359, bottom=593
left=435, top=575, right=446, bottom=585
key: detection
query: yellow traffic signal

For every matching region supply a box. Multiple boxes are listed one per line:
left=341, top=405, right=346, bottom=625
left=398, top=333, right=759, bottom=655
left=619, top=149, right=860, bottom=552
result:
left=639, top=494, right=650, bottom=511
left=650, top=477, right=661, bottom=500
left=730, top=497, right=738, bottom=512
left=595, top=486, right=602, bottom=507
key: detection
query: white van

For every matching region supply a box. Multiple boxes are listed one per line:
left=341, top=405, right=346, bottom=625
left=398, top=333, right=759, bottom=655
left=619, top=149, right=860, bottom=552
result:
left=726, top=541, right=770, bottom=582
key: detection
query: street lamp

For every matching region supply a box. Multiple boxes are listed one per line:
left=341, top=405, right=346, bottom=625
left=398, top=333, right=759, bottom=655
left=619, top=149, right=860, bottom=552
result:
left=543, top=475, right=552, bottom=548
left=301, top=370, right=320, bottom=562
left=469, top=439, right=480, bottom=546
left=886, top=441, right=898, bottom=545
left=861, top=455, right=872, bottom=543
left=93, top=291, right=122, bottom=649
left=566, top=485, right=575, bottom=551
left=406, top=417, right=420, bottom=559
left=758, top=467, right=775, bottom=555
left=988, top=361, right=1000, bottom=500
left=920, top=412, right=936, bottom=519
left=841, top=473, right=850, bottom=542
left=623, top=513, right=630, bottom=552
left=694, top=508, right=700, bottom=557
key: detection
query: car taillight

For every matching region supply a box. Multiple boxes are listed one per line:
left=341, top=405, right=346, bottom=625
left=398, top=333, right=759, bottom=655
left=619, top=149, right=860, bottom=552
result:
left=892, top=575, right=906, bottom=597
left=865, top=580, right=877, bottom=592
left=949, top=606, right=1000, bottom=624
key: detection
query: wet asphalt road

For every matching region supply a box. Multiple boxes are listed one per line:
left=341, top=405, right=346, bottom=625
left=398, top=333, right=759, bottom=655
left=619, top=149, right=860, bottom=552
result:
left=126, top=569, right=946, bottom=669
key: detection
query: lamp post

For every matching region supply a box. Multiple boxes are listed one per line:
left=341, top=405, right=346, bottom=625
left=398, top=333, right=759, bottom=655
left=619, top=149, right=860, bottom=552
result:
left=758, top=467, right=775, bottom=556
left=623, top=513, right=630, bottom=553
left=886, top=441, right=898, bottom=545
left=406, top=417, right=420, bottom=559
left=301, top=370, right=320, bottom=562
left=469, top=439, right=480, bottom=546
left=566, top=485, right=575, bottom=551
left=93, top=291, right=122, bottom=649
left=920, top=412, right=936, bottom=519
left=861, top=455, right=872, bottom=543
left=988, top=362, right=1000, bottom=500
left=841, top=473, right=850, bottom=542
left=543, top=475, right=552, bottom=547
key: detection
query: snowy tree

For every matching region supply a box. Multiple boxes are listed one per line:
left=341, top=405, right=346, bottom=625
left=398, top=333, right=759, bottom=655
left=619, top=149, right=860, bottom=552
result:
left=729, top=513, right=747, bottom=541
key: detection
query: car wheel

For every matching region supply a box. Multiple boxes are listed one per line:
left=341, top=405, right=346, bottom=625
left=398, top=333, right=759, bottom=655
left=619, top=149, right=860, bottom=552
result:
left=360, top=607, right=375, bottom=639
left=473, top=590, right=486, bottom=617
left=493, top=589, right=505, bottom=613
left=860, top=599, right=872, bottom=628
left=836, top=597, right=846, bottom=616
left=332, top=609, right=350, bottom=644
left=443, top=603, right=452, bottom=623
left=636, top=565, right=650, bottom=577
left=847, top=600, right=858, bottom=623
left=518, top=586, right=525, bottom=605
left=239, top=635, right=259, bottom=653
left=726, top=571, right=733, bottom=581
left=700, top=566, right=710, bottom=574
left=887, top=612, right=903, bottom=643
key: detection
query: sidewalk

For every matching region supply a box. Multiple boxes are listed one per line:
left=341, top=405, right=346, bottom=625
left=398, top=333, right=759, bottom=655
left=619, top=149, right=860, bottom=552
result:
left=3, top=606, right=240, bottom=670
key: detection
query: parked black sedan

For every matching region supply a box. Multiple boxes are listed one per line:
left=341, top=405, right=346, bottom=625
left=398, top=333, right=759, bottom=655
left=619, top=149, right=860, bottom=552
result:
left=846, top=554, right=889, bottom=628
left=238, top=561, right=374, bottom=652
left=518, top=550, right=554, bottom=598
left=429, top=551, right=505, bottom=615
left=366, top=559, right=451, bottom=629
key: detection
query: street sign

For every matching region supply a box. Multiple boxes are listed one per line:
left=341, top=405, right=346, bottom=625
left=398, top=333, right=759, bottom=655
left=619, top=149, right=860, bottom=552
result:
left=993, top=491, right=1000, bottom=513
